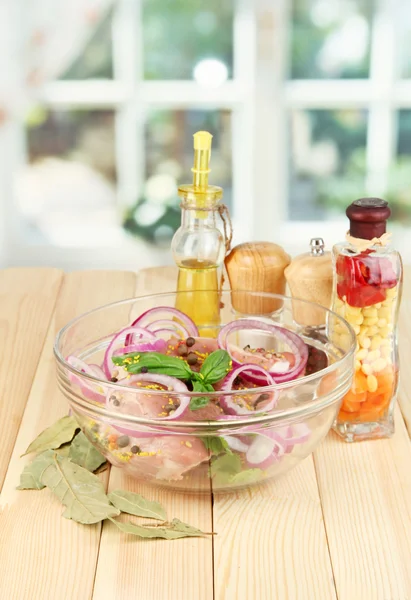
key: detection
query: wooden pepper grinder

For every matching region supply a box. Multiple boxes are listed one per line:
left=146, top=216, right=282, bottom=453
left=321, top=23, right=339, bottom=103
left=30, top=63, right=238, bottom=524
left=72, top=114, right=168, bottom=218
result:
left=225, top=242, right=291, bottom=314
left=284, top=238, right=333, bottom=325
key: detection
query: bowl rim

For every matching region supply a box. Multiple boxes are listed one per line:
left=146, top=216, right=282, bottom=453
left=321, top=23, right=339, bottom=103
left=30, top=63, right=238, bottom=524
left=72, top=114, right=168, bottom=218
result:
left=53, top=290, right=356, bottom=428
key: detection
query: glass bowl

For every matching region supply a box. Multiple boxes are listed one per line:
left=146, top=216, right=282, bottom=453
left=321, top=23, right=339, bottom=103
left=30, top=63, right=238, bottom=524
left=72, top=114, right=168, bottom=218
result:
left=54, top=291, right=355, bottom=493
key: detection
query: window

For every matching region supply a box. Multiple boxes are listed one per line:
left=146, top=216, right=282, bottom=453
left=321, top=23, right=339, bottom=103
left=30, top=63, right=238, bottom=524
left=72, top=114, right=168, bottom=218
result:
left=3, top=0, right=411, bottom=268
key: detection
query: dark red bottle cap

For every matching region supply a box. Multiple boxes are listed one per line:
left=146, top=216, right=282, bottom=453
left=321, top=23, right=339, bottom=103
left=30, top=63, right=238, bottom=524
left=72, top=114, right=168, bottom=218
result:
left=346, top=198, right=391, bottom=240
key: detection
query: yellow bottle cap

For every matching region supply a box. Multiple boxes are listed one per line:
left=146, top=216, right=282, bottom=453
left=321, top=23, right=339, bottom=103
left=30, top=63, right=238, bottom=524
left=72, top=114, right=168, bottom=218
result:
left=193, top=131, right=213, bottom=150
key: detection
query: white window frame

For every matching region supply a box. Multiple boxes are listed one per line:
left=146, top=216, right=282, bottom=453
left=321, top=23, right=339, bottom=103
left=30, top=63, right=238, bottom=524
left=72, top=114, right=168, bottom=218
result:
left=2, top=0, right=411, bottom=269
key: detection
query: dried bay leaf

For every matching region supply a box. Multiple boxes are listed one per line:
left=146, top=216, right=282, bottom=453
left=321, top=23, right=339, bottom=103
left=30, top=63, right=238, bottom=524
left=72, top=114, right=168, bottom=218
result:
left=40, top=454, right=119, bottom=525
left=109, top=517, right=209, bottom=540
left=17, top=450, right=55, bottom=490
left=69, top=432, right=106, bottom=472
left=107, top=489, right=167, bottom=521
left=23, top=416, right=79, bottom=456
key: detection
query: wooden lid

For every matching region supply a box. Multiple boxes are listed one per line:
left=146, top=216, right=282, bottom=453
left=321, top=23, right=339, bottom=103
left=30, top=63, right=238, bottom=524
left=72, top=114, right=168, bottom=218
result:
left=284, top=251, right=332, bottom=281
left=225, top=242, right=290, bottom=276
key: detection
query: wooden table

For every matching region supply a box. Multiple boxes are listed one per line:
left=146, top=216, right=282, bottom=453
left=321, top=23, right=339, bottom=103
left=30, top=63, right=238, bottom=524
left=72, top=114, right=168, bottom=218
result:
left=1, top=266, right=411, bottom=600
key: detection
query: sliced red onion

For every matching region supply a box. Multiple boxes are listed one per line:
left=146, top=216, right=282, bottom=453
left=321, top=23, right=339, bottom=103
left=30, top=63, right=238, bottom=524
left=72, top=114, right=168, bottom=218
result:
left=219, top=364, right=279, bottom=415
left=246, top=434, right=285, bottom=468
left=222, top=435, right=249, bottom=453
left=146, top=319, right=191, bottom=339
left=218, top=319, right=308, bottom=384
left=113, top=338, right=167, bottom=357
left=128, top=307, right=198, bottom=339
left=103, top=326, right=156, bottom=378
left=106, top=373, right=190, bottom=422
left=67, top=356, right=106, bottom=403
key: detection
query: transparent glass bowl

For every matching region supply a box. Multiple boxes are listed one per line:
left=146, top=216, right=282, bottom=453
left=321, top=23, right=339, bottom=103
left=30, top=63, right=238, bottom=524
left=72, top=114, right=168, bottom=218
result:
left=54, top=291, right=355, bottom=493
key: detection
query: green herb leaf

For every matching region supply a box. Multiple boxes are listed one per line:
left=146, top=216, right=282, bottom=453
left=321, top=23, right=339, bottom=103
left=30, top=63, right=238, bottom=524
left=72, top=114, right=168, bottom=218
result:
left=189, top=380, right=211, bottom=411
left=107, top=490, right=167, bottom=520
left=40, top=454, right=120, bottom=524
left=17, top=450, right=55, bottom=490
left=201, top=436, right=232, bottom=456
left=22, top=416, right=79, bottom=456
left=210, top=453, right=243, bottom=486
left=109, top=517, right=209, bottom=540
left=228, top=469, right=263, bottom=485
left=68, top=432, right=107, bottom=473
left=189, top=397, right=210, bottom=411
left=118, top=352, right=193, bottom=380
left=200, top=350, right=231, bottom=384
left=210, top=453, right=242, bottom=477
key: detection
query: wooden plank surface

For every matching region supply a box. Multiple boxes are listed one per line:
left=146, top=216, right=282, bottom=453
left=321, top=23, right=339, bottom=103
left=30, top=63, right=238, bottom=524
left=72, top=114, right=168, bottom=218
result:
left=0, top=267, right=63, bottom=489
left=1, top=265, right=411, bottom=600
left=0, top=271, right=136, bottom=600
left=314, top=407, right=411, bottom=600
left=93, top=267, right=214, bottom=600
left=213, top=458, right=337, bottom=600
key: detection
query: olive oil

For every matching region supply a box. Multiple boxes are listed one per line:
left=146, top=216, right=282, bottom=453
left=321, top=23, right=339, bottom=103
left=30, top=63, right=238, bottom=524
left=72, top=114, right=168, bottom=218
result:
left=175, top=259, right=220, bottom=336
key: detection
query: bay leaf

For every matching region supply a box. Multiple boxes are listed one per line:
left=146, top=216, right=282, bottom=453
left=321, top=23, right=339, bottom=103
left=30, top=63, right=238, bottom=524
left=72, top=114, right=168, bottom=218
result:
left=228, top=468, right=263, bottom=485
left=40, top=454, right=120, bottom=524
left=109, top=517, right=209, bottom=540
left=17, top=450, right=55, bottom=490
left=22, top=416, right=79, bottom=456
left=107, top=489, right=167, bottom=520
left=69, top=432, right=106, bottom=472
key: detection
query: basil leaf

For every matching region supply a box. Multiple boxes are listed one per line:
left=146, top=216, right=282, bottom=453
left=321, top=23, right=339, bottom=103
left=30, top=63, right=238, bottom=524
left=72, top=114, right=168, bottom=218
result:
left=190, top=380, right=210, bottom=411
left=200, top=350, right=231, bottom=384
left=201, top=437, right=232, bottom=456
left=120, top=352, right=193, bottom=380
left=189, top=397, right=210, bottom=411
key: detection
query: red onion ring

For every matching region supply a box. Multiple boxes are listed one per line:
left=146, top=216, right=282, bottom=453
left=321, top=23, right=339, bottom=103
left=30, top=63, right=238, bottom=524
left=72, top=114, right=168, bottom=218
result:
left=67, top=356, right=106, bottom=403
left=219, top=364, right=279, bottom=415
left=126, top=307, right=198, bottom=345
left=218, top=319, right=308, bottom=384
left=103, top=326, right=156, bottom=378
left=146, top=319, right=192, bottom=339
left=113, top=339, right=167, bottom=357
left=106, top=373, right=190, bottom=422
left=246, top=434, right=285, bottom=468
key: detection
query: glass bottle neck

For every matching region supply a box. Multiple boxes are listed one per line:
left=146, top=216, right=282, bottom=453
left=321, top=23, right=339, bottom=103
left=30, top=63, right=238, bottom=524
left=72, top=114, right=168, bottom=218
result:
left=181, top=206, right=216, bottom=229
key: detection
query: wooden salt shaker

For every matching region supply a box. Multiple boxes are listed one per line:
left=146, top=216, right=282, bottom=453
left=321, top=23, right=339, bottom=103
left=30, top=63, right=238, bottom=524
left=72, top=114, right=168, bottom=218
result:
left=225, top=242, right=291, bottom=314
left=284, top=238, right=333, bottom=325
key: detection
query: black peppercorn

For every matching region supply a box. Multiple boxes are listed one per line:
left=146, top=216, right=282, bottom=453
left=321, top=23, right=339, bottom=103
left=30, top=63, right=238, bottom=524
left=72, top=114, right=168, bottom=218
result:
left=186, top=337, right=196, bottom=347
left=187, top=353, right=198, bottom=366
left=141, top=366, right=148, bottom=374
left=117, top=435, right=130, bottom=448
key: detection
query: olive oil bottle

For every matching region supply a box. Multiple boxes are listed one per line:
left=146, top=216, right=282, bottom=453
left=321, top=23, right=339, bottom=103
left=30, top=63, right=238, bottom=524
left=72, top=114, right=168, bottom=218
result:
left=171, top=132, right=226, bottom=336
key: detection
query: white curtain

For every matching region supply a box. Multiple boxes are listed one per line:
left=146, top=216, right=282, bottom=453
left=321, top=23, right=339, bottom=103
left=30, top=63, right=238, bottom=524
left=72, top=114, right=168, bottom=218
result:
left=0, top=0, right=115, bottom=123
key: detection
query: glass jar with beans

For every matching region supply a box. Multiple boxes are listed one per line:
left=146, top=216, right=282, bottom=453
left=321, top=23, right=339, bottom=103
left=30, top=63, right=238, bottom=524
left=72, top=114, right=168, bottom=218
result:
left=331, top=198, right=403, bottom=442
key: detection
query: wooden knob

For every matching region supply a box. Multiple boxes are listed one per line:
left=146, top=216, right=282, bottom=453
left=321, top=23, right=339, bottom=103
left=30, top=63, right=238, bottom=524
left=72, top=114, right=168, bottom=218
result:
left=225, top=242, right=291, bottom=314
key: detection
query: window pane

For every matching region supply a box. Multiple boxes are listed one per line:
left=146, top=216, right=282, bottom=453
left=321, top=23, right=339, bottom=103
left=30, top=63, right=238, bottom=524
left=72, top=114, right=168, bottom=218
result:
left=59, top=9, right=113, bottom=79
left=389, top=110, right=411, bottom=222
left=18, top=109, right=118, bottom=245
left=290, top=0, right=372, bottom=79
left=143, top=0, right=234, bottom=80
left=288, top=109, right=368, bottom=220
left=122, top=110, right=232, bottom=247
